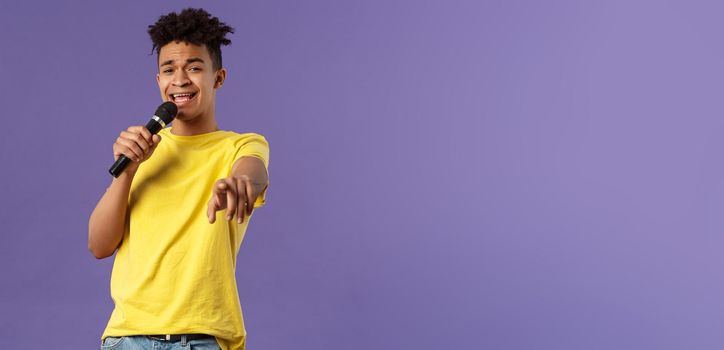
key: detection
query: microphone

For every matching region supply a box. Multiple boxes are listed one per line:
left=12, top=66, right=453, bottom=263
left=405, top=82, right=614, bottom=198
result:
left=108, top=101, right=178, bottom=178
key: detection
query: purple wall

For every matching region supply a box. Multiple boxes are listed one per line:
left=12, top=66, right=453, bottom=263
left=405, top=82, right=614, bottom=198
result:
left=1, top=1, right=723, bottom=349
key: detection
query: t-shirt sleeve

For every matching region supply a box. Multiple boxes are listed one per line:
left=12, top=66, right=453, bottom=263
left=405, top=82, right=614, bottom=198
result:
left=231, top=133, right=270, bottom=208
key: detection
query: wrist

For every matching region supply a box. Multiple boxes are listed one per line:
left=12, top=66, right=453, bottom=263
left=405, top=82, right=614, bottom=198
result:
left=112, top=165, right=138, bottom=183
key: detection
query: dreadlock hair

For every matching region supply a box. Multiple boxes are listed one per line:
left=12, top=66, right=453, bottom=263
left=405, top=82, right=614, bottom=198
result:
left=148, top=8, right=234, bottom=71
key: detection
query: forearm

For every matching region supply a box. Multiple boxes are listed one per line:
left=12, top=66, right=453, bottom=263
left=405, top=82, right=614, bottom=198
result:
left=88, top=168, right=136, bottom=259
left=231, top=156, right=269, bottom=192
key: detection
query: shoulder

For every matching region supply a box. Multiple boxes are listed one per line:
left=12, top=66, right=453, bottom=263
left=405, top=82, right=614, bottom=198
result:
left=225, top=131, right=270, bottom=148
left=225, top=130, right=268, bottom=140
left=225, top=131, right=270, bottom=167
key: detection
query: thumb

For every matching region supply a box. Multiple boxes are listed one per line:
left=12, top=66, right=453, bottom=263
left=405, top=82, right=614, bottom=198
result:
left=208, top=199, right=217, bottom=223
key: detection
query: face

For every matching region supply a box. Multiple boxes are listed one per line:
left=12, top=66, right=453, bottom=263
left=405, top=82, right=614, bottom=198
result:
left=156, top=41, right=226, bottom=122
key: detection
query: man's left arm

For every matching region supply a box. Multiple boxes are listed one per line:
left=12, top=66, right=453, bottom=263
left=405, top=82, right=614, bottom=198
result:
left=207, top=156, right=269, bottom=224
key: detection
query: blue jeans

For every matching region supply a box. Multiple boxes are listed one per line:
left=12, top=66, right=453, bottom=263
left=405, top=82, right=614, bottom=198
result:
left=101, top=335, right=221, bottom=349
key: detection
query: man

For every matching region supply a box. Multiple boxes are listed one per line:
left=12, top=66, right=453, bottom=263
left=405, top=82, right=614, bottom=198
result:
left=88, top=8, right=269, bottom=350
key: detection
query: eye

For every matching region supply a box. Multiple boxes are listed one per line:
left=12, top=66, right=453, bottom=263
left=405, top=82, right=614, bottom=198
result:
left=189, top=67, right=201, bottom=72
left=162, top=69, right=173, bottom=74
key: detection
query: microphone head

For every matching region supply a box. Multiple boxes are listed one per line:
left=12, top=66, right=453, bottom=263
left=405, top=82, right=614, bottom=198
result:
left=155, top=101, right=178, bottom=124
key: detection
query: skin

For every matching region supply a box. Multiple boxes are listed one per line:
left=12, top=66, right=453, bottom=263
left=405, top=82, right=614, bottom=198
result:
left=156, top=40, right=225, bottom=136
left=88, top=41, right=269, bottom=259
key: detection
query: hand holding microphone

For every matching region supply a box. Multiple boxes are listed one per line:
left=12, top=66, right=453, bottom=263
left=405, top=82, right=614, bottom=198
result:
left=108, top=102, right=177, bottom=177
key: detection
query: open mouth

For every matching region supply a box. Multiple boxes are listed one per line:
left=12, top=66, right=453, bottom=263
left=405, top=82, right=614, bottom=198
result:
left=170, top=92, right=197, bottom=103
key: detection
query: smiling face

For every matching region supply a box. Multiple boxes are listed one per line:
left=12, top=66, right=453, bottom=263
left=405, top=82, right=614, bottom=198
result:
left=156, top=41, right=226, bottom=125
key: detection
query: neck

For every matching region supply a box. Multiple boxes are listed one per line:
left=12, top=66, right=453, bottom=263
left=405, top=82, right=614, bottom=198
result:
left=170, top=112, right=219, bottom=136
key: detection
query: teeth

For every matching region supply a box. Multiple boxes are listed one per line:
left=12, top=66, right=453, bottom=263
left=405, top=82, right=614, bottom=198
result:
left=171, top=93, right=194, bottom=101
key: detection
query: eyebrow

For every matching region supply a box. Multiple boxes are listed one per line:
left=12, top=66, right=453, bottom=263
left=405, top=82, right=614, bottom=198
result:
left=159, top=57, right=205, bottom=67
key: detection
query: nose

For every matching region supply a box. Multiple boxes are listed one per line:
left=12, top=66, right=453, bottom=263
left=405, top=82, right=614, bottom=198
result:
left=172, top=69, right=191, bottom=87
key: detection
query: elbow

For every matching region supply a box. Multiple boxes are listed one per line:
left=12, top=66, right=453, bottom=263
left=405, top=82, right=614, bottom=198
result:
left=88, top=240, right=111, bottom=259
left=89, top=246, right=110, bottom=259
left=88, top=227, right=113, bottom=260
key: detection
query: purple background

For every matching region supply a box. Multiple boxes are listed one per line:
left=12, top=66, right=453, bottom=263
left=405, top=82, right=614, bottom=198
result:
left=1, top=0, right=723, bottom=349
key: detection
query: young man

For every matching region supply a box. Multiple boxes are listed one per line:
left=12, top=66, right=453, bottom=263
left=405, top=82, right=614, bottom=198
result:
left=88, top=8, right=269, bottom=350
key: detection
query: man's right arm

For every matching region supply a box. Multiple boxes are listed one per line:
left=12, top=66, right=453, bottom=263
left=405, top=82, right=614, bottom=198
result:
left=88, top=126, right=160, bottom=259
left=87, top=169, right=136, bottom=259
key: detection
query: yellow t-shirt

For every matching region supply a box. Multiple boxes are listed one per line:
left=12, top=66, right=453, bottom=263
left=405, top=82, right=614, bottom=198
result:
left=101, top=127, right=270, bottom=350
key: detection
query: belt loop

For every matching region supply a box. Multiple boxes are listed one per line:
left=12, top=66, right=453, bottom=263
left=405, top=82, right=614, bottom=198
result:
left=181, top=335, right=187, bottom=346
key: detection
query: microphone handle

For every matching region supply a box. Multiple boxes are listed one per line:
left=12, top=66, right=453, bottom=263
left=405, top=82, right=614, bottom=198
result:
left=108, top=119, right=164, bottom=178
left=108, top=155, right=133, bottom=178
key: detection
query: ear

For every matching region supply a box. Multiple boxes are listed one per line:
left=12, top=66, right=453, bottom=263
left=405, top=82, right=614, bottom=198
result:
left=214, top=68, right=227, bottom=88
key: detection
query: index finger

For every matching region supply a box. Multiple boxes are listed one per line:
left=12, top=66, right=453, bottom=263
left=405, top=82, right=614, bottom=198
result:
left=128, top=126, right=153, bottom=143
left=224, top=179, right=237, bottom=221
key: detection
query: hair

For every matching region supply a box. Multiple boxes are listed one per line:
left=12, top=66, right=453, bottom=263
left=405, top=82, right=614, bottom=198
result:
left=147, top=8, right=234, bottom=71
